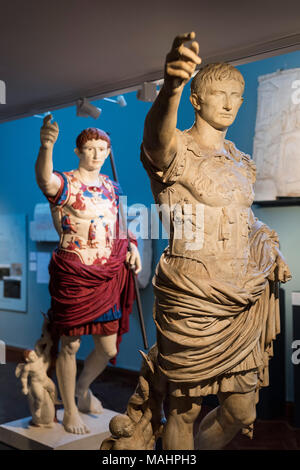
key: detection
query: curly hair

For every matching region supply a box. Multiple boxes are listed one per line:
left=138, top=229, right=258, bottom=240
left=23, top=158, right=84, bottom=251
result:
left=76, top=128, right=111, bottom=151
left=109, top=414, right=134, bottom=438
left=191, top=63, right=245, bottom=100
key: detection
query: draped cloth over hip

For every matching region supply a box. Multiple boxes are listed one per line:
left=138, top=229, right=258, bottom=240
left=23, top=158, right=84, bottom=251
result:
left=154, top=220, right=280, bottom=393
left=48, top=237, right=136, bottom=363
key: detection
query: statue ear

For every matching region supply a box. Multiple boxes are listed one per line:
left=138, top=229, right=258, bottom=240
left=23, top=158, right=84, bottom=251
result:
left=74, top=148, right=80, bottom=158
left=190, top=93, right=201, bottom=111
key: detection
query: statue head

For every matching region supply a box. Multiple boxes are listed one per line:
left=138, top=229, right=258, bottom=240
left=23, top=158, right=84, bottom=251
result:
left=109, top=414, right=135, bottom=438
left=190, top=63, right=244, bottom=130
left=24, top=349, right=38, bottom=362
left=74, top=128, right=111, bottom=172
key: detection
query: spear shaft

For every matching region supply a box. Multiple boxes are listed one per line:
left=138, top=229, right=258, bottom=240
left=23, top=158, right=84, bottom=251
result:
left=109, top=147, right=149, bottom=350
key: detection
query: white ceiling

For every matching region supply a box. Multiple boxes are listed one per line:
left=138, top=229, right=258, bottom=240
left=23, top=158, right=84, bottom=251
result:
left=0, top=0, right=300, bottom=122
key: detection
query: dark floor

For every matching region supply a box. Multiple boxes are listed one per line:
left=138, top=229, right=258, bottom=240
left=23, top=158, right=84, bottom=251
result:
left=1, top=361, right=300, bottom=450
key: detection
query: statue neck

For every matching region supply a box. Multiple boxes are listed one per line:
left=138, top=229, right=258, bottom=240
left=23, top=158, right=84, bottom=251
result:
left=189, top=115, right=228, bottom=152
left=75, top=166, right=102, bottom=186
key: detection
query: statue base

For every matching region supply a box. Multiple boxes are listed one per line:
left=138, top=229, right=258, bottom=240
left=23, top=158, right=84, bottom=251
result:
left=0, top=408, right=118, bottom=450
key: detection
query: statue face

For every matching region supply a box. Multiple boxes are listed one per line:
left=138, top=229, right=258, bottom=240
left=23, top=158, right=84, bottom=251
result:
left=198, top=79, right=243, bottom=130
left=76, top=138, right=110, bottom=171
left=27, top=350, right=37, bottom=362
left=123, top=420, right=135, bottom=437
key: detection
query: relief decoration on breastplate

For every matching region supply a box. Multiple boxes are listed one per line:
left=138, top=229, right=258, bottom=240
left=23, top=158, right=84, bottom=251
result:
left=51, top=171, right=118, bottom=265
left=168, top=138, right=254, bottom=281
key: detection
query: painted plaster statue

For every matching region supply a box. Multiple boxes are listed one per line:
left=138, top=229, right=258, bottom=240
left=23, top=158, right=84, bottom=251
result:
left=136, top=32, right=291, bottom=450
left=35, top=116, right=141, bottom=434
left=15, top=317, right=58, bottom=427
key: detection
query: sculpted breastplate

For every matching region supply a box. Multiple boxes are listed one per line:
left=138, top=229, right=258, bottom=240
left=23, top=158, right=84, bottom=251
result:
left=156, top=133, right=256, bottom=282
left=50, top=171, right=118, bottom=265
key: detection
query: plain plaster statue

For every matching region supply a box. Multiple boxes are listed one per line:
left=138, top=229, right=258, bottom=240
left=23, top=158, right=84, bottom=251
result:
left=110, top=32, right=291, bottom=450
left=34, top=117, right=141, bottom=434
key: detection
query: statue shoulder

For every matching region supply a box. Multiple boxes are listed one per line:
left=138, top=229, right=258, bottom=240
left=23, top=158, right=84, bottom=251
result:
left=177, top=128, right=192, bottom=147
left=101, top=173, right=123, bottom=196
left=226, top=140, right=256, bottom=183
left=241, top=152, right=256, bottom=183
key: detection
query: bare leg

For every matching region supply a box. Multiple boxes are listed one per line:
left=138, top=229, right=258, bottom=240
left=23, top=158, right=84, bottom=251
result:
left=163, top=396, right=202, bottom=450
left=56, top=336, right=89, bottom=434
left=195, top=390, right=256, bottom=450
left=30, top=382, right=44, bottom=418
left=76, top=333, right=117, bottom=413
left=44, top=377, right=57, bottom=404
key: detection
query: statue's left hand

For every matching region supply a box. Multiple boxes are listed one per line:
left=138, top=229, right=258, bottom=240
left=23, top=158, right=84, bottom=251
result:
left=269, top=248, right=292, bottom=283
left=126, top=243, right=142, bottom=274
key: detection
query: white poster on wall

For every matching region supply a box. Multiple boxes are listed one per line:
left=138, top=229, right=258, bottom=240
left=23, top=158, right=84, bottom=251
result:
left=0, top=214, right=27, bottom=312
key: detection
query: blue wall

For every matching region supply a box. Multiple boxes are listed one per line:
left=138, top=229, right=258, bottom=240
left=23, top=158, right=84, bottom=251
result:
left=0, top=49, right=300, bottom=400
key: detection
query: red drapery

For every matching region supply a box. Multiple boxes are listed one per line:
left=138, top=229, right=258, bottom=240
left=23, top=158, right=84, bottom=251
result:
left=48, top=236, right=136, bottom=363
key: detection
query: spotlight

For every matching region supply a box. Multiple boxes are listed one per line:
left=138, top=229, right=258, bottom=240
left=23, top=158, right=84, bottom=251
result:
left=103, top=95, right=127, bottom=107
left=137, top=82, right=159, bottom=102
left=76, top=98, right=102, bottom=119
left=116, top=95, right=127, bottom=107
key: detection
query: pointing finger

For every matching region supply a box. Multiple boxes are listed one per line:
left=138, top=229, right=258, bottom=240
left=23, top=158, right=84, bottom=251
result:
left=172, top=32, right=196, bottom=50
left=190, top=40, right=200, bottom=57
left=43, top=114, right=52, bottom=126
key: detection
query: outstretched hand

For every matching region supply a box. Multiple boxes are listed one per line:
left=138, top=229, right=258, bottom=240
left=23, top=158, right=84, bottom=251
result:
left=164, top=32, right=201, bottom=94
left=40, top=114, right=59, bottom=149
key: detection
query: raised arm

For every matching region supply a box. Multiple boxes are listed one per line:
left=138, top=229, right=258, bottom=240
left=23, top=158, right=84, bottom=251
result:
left=35, top=114, right=61, bottom=197
left=143, top=32, right=201, bottom=170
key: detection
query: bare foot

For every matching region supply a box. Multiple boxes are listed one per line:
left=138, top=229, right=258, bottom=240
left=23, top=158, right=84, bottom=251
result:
left=77, top=388, right=103, bottom=414
left=62, top=410, right=90, bottom=434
